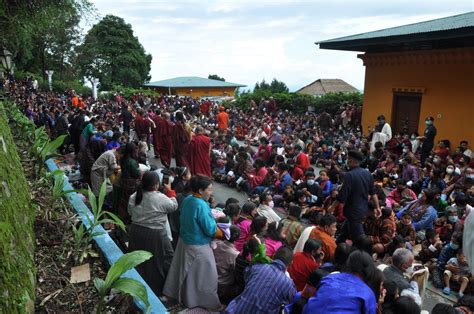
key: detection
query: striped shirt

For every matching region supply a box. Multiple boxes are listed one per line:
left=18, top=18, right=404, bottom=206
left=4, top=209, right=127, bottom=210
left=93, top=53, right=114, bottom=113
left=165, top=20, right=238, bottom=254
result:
left=280, top=217, right=304, bottom=248
left=226, top=260, right=297, bottom=313
left=364, top=215, right=396, bottom=248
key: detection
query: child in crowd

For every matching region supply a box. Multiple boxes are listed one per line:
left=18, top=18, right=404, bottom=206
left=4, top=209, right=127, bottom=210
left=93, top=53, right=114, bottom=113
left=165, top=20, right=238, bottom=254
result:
left=212, top=224, right=241, bottom=304
left=443, top=252, right=471, bottom=298
left=396, top=212, right=416, bottom=250
left=433, top=232, right=463, bottom=288
left=417, top=229, right=443, bottom=271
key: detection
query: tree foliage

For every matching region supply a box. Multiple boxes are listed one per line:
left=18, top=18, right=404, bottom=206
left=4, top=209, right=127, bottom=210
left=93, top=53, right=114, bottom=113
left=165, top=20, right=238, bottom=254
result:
left=77, top=15, right=152, bottom=90
left=0, top=0, right=94, bottom=81
left=100, top=85, right=160, bottom=100
left=254, top=78, right=289, bottom=93
left=208, top=74, right=225, bottom=81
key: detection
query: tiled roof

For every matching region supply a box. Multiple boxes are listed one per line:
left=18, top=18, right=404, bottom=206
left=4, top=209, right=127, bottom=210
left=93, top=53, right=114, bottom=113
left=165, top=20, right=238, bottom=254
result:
left=317, top=12, right=474, bottom=45
left=144, top=76, right=246, bottom=88
left=296, top=79, right=359, bottom=96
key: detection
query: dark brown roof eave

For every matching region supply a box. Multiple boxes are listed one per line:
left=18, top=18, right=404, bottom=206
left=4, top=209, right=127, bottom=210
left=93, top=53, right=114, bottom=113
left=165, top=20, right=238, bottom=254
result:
left=316, top=27, right=474, bottom=52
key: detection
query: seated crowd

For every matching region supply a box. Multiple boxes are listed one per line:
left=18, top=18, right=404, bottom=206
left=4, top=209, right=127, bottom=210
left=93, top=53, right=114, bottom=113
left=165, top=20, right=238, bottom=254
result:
left=4, top=76, right=474, bottom=313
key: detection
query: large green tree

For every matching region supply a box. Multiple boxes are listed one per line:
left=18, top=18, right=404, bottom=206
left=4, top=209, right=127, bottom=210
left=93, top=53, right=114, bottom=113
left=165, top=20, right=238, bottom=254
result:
left=254, top=78, right=289, bottom=93
left=208, top=74, right=225, bottom=81
left=0, top=0, right=93, bottom=79
left=77, top=15, right=152, bottom=90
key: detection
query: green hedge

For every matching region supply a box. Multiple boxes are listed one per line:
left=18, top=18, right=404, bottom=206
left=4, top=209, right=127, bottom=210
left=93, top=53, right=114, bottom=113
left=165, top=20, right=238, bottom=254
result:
left=99, top=85, right=160, bottom=100
left=0, top=101, right=35, bottom=312
left=231, top=90, right=362, bottom=114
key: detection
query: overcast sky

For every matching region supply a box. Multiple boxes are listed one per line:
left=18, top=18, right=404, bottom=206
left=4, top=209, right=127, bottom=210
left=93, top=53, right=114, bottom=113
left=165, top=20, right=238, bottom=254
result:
left=89, top=0, right=473, bottom=91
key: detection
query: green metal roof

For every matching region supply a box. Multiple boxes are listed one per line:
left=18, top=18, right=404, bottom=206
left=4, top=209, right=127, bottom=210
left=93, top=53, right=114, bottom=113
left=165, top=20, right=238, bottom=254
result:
left=318, top=12, right=474, bottom=44
left=144, top=76, right=246, bottom=88
left=317, top=12, right=474, bottom=52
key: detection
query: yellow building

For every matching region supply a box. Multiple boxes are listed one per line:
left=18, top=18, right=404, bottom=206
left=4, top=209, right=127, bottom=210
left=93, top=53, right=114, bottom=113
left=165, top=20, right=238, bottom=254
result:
left=318, top=12, right=474, bottom=147
left=144, top=76, right=245, bottom=98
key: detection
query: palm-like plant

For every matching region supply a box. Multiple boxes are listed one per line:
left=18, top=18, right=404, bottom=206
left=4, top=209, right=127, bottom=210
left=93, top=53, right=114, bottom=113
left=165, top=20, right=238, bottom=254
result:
left=83, top=180, right=125, bottom=244
left=94, top=250, right=153, bottom=313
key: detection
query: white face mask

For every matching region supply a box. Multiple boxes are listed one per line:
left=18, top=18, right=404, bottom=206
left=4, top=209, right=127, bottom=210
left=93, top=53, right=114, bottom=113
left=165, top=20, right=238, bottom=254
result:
left=446, top=168, right=454, bottom=174
left=269, top=201, right=274, bottom=208
left=405, top=265, right=414, bottom=275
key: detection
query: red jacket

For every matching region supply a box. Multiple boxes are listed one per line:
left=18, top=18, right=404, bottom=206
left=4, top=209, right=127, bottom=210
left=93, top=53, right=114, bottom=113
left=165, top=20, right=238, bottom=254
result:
left=296, top=152, right=310, bottom=171
left=288, top=252, right=319, bottom=291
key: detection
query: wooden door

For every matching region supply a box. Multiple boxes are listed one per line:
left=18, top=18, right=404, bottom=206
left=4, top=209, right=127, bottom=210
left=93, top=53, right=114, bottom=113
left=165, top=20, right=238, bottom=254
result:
left=391, top=93, right=422, bottom=135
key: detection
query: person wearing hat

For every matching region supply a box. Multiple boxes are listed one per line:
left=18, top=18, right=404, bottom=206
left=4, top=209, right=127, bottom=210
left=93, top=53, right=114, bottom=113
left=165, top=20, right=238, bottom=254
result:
left=370, top=114, right=392, bottom=153
left=329, top=150, right=381, bottom=245
left=418, top=116, right=437, bottom=164
left=216, top=106, right=229, bottom=132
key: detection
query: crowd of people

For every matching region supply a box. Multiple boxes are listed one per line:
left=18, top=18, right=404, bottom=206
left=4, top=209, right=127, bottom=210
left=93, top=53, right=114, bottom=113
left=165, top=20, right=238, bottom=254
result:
left=3, top=75, right=474, bottom=313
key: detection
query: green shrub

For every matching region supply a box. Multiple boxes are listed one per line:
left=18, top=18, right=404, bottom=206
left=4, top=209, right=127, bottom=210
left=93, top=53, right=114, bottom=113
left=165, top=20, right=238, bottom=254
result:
left=94, top=251, right=152, bottom=313
left=232, top=91, right=362, bottom=114
left=99, top=85, right=160, bottom=100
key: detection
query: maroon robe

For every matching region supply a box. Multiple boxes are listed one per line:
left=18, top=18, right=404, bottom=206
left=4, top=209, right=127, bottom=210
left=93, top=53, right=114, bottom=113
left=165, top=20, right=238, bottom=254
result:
left=159, top=119, right=174, bottom=167
left=173, top=122, right=191, bottom=167
left=188, top=134, right=211, bottom=178
left=134, top=115, right=150, bottom=141
left=152, top=115, right=164, bottom=157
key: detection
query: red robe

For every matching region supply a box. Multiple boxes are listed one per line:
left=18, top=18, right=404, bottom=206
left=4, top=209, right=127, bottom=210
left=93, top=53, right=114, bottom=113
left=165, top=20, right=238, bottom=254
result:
left=173, top=122, right=191, bottom=167
left=291, top=166, right=305, bottom=182
left=295, top=152, right=310, bottom=172
left=158, top=119, right=174, bottom=167
left=200, top=101, right=211, bottom=116
left=188, top=134, right=211, bottom=177
left=134, top=115, right=150, bottom=141
left=152, top=115, right=164, bottom=157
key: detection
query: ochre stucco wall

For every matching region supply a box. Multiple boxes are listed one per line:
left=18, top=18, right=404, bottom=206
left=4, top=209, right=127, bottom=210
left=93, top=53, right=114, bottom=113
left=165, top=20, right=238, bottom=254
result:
left=359, top=47, right=474, bottom=148
left=150, top=86, right=237, bottom=98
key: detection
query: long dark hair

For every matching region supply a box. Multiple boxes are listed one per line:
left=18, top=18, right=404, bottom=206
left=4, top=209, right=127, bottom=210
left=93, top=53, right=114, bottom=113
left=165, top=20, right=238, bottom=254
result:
left=250, top=216, right=267, bottom=235
left=135, top=171, right=159, bottom=206
left=422, top=188, right=436, bottom=206
left=266, top=221, right=284, bottom=242
left=241, top=236, right=260, bottom=259
left=367, top=268, right=384, bottom=304
left=342, top=250, right=377, bottom=284
left=190, top=175, right=212, bottom=194
left=120, top=142, right=138, bottom=168
left=241, top=202, right=257, bottom=217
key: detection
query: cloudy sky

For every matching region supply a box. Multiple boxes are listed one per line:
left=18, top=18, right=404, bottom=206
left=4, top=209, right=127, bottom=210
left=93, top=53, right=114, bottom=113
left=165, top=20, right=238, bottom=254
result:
left=89, top=0, right=472, bottom=91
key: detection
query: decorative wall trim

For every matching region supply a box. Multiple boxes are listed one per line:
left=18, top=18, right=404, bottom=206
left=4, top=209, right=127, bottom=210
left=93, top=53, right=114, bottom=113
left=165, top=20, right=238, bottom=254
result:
left=358, top=48, right=474, bottom=67
left=392, top=86, right=426, bottom=94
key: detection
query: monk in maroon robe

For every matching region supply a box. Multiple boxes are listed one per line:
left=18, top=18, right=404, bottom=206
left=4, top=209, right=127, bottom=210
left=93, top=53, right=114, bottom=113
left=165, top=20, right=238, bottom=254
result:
left=188, top=126, right=211, bottom=178
left=134, top=109, right=150, bottom=143
left=152, top=109, right=163, bottom=158
left=158, top=112, right=174, bottom=167
left=172, top=112, right=191, bottom=167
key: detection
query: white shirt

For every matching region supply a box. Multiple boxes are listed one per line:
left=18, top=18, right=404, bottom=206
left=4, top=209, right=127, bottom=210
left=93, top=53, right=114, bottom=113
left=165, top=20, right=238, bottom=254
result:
left=256, top=204, right=281, bottom=224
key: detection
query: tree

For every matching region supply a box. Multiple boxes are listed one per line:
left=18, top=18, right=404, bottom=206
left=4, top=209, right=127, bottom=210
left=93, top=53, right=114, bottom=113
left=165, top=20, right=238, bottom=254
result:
left=208, top=74, right=225, bottom=81
left=269, top=78, right=289, bottom=93
left=77, top=15, right=152, bottom=90
left=254, top=78, right=288, bottom=93
left=0, top=0, right=93, bottom=79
